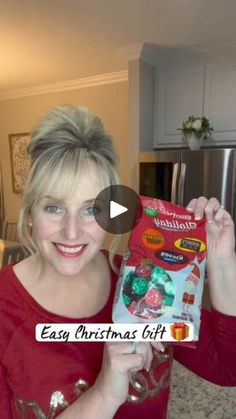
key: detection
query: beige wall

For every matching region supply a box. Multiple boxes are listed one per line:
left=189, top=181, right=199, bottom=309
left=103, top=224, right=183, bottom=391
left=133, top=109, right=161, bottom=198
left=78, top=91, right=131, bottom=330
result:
left=0, top=81, right=129, bottom=221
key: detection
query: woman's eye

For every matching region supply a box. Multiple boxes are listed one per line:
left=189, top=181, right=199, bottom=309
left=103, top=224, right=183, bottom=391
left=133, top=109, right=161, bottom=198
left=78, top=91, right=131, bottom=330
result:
left=45, top=205, right=62, bottom=215
left=80, top=206, right=99, bottom=220
left=85, top=207, right=99, bottom=216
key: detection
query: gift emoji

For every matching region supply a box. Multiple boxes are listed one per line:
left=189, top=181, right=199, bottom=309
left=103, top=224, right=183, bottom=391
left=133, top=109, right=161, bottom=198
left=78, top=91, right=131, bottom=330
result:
left=170, top=322, right=189, bottom=341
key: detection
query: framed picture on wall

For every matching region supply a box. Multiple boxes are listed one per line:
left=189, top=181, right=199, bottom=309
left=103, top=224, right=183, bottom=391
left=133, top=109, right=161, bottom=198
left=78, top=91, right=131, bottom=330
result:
left=9, top=132, right=31, bottom=194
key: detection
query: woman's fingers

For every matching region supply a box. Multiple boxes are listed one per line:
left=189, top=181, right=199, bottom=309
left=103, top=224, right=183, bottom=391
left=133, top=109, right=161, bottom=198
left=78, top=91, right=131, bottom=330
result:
left=186, top=197, right=235, bottom=259
left=186, top=196, right=208, bottom=219
left=186, top=197, right=226, bottom=222
left=203, top=199, right=224, bottom=222
left=105, top=341, right=154, bottom=373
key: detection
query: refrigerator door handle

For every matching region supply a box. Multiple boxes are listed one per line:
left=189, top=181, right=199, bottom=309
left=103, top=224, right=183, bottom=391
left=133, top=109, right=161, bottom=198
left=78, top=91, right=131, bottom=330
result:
left=171, top=163, right=179, bottom=203
left=178, top=163, right=186, bottom=205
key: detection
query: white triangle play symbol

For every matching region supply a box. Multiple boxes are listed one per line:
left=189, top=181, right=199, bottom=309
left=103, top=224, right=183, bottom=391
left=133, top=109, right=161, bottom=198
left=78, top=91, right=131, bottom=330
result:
left=110, top=200, right=128, bottom=219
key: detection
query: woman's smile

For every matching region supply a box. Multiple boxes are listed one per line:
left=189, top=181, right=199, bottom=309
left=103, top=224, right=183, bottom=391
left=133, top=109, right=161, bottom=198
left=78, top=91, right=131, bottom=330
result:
left=52, top=242, right=87, bottom=258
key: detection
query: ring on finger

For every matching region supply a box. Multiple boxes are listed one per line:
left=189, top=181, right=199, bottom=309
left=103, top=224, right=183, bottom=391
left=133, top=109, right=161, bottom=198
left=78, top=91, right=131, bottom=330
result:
left=132, top=341, right=138, bottom=354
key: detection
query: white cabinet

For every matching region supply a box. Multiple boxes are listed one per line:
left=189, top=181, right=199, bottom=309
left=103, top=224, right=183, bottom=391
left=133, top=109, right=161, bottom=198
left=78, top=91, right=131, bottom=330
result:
left=154, top=63, right=205, bottom=148
left=154, top=58, right=236, bottom=148
left=204, top=62, right=236, bottom=144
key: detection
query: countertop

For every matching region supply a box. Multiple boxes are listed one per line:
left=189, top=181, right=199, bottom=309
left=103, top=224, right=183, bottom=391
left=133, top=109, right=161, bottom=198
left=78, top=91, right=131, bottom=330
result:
left=168, top=361, right=236, bottom=419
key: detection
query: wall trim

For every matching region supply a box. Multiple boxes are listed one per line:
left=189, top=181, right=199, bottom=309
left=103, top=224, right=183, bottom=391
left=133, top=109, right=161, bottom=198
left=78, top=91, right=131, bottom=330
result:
left=0, top=70, right=128, bottom=101
left=118, top=43, right=144, bottom=61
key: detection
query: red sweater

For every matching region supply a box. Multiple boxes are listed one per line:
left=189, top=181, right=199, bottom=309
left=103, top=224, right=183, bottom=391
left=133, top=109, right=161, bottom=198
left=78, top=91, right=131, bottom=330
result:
left=0, top=260, right=236, bottom=419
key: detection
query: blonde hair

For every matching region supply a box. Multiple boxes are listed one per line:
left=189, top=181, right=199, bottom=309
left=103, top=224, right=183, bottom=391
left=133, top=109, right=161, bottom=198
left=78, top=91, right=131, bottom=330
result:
left=18, top=106, right=120, bottom=269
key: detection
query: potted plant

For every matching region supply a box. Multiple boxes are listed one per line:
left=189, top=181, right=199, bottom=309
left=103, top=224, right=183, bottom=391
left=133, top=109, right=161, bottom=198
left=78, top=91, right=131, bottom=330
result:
left=179, top=115, right=213, bottom=149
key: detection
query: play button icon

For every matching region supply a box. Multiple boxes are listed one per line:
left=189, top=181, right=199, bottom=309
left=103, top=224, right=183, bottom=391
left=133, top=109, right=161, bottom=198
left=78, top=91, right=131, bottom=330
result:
left=94, top=185, right=143, bottom=234
left=110, top=201, right=128, bottom=218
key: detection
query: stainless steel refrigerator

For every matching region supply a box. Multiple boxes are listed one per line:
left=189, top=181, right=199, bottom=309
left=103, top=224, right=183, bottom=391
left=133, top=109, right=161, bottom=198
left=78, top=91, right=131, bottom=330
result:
left=139, top=148, right=236, bottom=223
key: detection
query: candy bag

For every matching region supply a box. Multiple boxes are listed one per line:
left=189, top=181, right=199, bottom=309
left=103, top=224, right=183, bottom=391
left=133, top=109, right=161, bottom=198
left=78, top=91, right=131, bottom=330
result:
left=112, top=196, right=207, bottom=346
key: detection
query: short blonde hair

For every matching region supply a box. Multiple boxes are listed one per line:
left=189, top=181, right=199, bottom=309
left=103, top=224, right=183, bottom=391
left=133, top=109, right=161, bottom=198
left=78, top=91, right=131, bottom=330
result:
left=18, top=106, right=120, bottom=263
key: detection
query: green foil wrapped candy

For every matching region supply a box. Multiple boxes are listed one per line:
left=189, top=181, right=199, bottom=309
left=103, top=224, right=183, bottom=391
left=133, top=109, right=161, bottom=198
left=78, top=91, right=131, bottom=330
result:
left=164, top=280, right=175, bottom=296
left=144, top=207, right=158, bottom=217
left=162, top=294, right=174, bottom=307
left=131, top=277, right=149, bottom=296
left=123, top=294, right=132, bottom=306
left=151, top=267, right=169, bottom=285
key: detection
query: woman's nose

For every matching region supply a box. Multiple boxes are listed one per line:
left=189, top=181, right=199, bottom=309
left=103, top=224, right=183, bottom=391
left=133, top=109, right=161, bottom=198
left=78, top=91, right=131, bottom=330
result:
left=62, top=215, right=83, bottom=240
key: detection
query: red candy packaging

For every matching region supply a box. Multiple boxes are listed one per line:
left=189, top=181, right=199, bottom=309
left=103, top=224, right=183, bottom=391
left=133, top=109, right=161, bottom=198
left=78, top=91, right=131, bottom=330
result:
left=112, top=196, right=207, bottom=344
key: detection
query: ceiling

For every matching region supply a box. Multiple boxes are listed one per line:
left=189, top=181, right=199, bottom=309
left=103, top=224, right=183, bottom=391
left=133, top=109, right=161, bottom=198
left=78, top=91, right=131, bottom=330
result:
left=1, top=0, right=236, bottom=96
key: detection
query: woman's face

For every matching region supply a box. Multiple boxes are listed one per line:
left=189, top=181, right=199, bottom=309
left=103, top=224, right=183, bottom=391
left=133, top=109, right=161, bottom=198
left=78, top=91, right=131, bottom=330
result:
left=31, top=162, right=107, bottom=278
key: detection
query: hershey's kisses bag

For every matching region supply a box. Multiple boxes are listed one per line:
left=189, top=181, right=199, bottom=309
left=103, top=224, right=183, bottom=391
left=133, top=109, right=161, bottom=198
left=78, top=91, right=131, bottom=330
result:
left=112, top=196, right=207, bottom=346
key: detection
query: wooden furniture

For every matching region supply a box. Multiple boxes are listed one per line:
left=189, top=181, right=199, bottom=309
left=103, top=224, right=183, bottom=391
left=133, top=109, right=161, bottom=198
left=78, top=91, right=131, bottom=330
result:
left=0, top=240, right=26, bottom=268
left=2, top=218, right=18, bottom=241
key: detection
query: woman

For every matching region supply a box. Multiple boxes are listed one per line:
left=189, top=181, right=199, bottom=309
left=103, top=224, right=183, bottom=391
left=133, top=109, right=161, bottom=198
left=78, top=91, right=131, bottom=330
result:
left=0, top=106, right=235, bottom=419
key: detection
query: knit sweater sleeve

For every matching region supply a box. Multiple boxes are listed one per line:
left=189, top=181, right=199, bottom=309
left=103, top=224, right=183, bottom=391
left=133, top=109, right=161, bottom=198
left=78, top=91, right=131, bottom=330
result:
left=173, top=307, right=236, bottom=386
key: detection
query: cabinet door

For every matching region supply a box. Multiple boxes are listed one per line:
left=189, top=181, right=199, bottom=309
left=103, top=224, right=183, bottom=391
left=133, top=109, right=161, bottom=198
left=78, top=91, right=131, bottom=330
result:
left=204, top=62, right=236, bottom=144
left=154, top=64, right=205, bottom=148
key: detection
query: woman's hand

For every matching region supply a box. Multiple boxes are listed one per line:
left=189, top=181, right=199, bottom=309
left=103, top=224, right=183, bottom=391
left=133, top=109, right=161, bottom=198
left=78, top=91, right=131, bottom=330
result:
left=186, top=196, right=236, bottom=315
left=93, top=341, right=153, bottom=408
left=186, top=196, right=235, bottom=261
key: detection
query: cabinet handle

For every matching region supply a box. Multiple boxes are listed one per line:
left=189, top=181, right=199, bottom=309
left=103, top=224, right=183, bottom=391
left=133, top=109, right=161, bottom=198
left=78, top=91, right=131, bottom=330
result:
left=178, top=163, right=186, bottom=205
left=171, top=163, right=179, bottom=204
